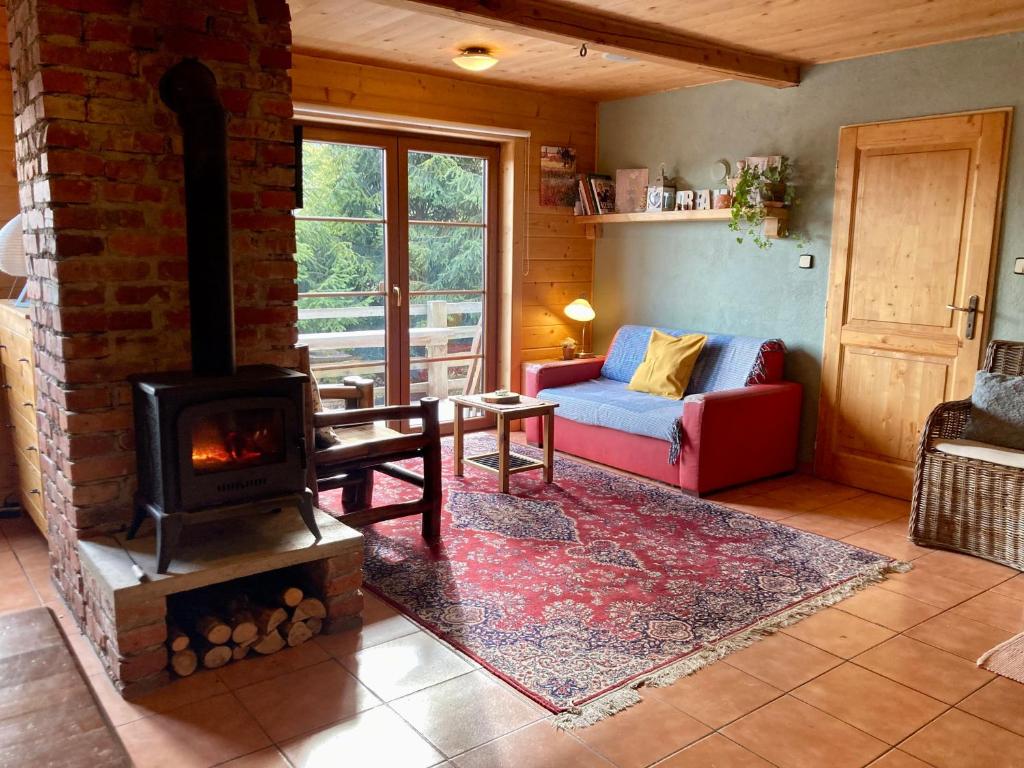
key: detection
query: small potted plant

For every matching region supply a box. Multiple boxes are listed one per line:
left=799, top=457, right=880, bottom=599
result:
left=729, top=157, right=798, bottom=249
left=561, top=337, right=577, bottom=360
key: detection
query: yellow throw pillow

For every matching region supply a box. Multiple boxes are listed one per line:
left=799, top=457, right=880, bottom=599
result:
left=627, top=331, right=708, bottom=399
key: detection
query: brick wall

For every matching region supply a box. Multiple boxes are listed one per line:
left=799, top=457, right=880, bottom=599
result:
left=7, top=0, right=300, bottom=623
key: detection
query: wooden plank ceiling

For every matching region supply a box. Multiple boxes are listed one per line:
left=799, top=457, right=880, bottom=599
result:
left=289, top=0, right=1024, bottom=99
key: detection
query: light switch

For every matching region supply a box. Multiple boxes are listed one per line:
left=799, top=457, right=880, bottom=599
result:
left=1015, top=257, right=1024, bottom=275
left=798, top=254, right=814, bottom=269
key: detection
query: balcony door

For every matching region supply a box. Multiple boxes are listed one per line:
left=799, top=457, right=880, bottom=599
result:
left=295, top=126, right=499, bottom=430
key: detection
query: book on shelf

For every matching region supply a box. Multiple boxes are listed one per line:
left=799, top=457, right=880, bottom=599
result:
left=588, top=174, right=615, bottom=215
left=576, top=175, right=595, bottom=215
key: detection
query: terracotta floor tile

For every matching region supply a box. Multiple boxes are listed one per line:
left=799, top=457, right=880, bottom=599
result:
left=872, top=518, right=916, bottom=537
left=235, top=659, right=379, bottom=742
left=339, top=631, right=473, bottom=701
left=722, top=695, right=887, bottom=768
left=792, top=663, right=947, bottom=744
left=991, top=573, right=1024, bottom=601
left=904, top=613, right=1014, bottom=661
left=958, top=677, right=1024, bottom=736
left=708, top=487, right=762, bottom=504
left=314, top=592, right=420, bottom=658
left=900, top=709, right=1024, bottom=768
left=0, top=552, right=41, bottom=614
left=89, top=670, right=228, bottom=726
left=815, top=493, right=910, bottom=525
left=783, top=511, right=873, bottom=539
left=842, top=528, right=932, bottom=562
left=720, top=495, right=799, bottom=521
left=910, top=550, right=1019, bottom=589
left=643, top=661, right=782, bottom=728
left=215, top=637, right=328, bottom=690
left=834, top=585, right=943, bottom=631
left=281, top=706, right=444, bottom=768
left=217, top=747, right=291, bottom=767
left=758, top=481, right=865, bottom=511
left=116, top=692, right=271, bottom=768
left=781, top=607, right=894, bottom=658
left=867, top=750, right=936, bottom=768
left=452, top=719, right=613, bottom=768
left=724, top=633, right=841, bottom=691
left=949, top=591, right=1024, bottom=633
left=390, top=669, right=543, bottom=757
left=655, top=733, right=774, bottom=768
left=853, top=636, right=993, bottom=704
left=877, top=568, right=985, bottom=609
left=575, top=694, right=710, bottom=768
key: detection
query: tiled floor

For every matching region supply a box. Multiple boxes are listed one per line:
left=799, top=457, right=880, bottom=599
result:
left=1, top=465, right=1023, bottom=767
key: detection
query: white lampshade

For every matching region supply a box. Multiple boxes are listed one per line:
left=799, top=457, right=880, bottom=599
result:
left=452, top=47, right=499, bottom=72
left=564, top=298, right=595, bottom=323
left=0, top=215, right=28, bottom=278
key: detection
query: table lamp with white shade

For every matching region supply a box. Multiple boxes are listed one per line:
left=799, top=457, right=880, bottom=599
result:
left=564, top=297, right=596, bottom=358
left=0, top=215, right=28, bottom=307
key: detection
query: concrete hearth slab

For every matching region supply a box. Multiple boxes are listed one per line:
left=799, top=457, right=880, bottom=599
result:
left=79, top=508, right=362, bottom=609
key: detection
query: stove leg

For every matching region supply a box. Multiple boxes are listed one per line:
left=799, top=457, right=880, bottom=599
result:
left=155, top=513, right=183, bottom=574
left=298, top=489, right=321, bottom=541
left=127, top=502, right=147, bottom=540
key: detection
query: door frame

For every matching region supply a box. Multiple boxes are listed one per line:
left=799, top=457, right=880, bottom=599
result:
left=814, top=107, right=1013, bottom=488
left=297, top=124, right=502, bottom=433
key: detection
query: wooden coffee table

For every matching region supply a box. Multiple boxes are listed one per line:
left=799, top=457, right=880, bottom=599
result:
left=451, top=394, right=557, bottom=493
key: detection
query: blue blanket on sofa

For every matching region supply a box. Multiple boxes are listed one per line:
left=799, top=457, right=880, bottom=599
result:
left=539, top=326, right=781, bottom=463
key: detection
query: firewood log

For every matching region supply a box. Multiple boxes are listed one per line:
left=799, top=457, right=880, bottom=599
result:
left=305, top=617, right=323, bottom=637
left=231, top=642, right=251, bottom=661
left=170, top=649, right=198, bottom=677
left=253, top=605, right=287, bottom=635
left=196, top=641, right=232, bottom=669
left=291, top=597, right=326, bottom=622
left=228, top=610, right=258, bottom=645
left=194, top=614, right=232, bottom=646
left=280, top=619, right=313, bottom=647
left=167, top=624, right=190, bottom=653
left=278, top=586, right=304, bottom=608
left=252, top=630, right=286, bottom=655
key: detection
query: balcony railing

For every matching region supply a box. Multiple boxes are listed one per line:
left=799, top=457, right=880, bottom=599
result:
left=297, top=291, right=484, bottom=403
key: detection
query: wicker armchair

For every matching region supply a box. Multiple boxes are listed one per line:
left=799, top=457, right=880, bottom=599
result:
left=910, top=340, right=1024, bottom=569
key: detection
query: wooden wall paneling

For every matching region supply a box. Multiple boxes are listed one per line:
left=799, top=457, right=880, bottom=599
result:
left=291, top=54, right=597, bottom=389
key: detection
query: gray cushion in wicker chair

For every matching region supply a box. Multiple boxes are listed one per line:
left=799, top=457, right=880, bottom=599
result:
left=962, top=371, right=1024, bottom=451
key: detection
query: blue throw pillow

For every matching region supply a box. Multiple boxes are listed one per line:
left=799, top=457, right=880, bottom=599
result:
left=962, top=371, right=1024, bottom=451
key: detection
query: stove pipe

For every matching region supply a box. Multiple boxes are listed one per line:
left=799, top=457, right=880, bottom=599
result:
left=159, top=59, right=236, bottom=377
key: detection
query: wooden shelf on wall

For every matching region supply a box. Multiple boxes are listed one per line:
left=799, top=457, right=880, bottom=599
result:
left=576, top=207, right=788, bottom=239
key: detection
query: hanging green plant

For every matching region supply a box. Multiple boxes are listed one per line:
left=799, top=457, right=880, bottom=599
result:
left=728, top=157, right=800, bottom=249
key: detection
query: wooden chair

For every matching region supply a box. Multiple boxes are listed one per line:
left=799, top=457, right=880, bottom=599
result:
left=301, top=362, right=442, bottom=542
left=910, top=340, right=1024, bottom=569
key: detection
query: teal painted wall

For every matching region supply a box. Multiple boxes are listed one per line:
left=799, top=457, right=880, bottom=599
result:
left=594, top=32, right=1024, bottom=463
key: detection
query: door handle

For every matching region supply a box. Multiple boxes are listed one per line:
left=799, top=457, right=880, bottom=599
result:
left=392, top=285, right=402, bottom=308
left=946, top=295, right=979, bottom=340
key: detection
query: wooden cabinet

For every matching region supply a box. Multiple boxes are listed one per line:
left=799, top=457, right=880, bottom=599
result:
left=0, top=302, right=44, bottom=536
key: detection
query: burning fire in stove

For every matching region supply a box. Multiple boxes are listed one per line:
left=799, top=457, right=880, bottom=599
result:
left=191, top=408, right=285, bottom=474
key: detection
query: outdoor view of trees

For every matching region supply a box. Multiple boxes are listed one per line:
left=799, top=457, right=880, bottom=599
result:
left=294, top=139, right=488, bottom=399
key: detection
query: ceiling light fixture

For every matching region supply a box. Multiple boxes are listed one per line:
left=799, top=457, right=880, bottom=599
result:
left=452, top=47, right=499, bottom=72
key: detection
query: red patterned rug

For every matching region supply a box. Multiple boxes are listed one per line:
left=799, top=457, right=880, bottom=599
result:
left=319, top=435, right=902, bottom=726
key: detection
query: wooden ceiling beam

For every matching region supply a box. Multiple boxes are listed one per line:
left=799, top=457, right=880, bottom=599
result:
left=371, top=0, right=801, bottom=88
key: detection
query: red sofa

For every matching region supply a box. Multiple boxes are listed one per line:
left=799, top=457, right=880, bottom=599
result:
left=523, top=328, right=802, bottom=496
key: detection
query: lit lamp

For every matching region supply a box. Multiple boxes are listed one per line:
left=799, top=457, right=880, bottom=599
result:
left=452, top=47, right=499, bottom=72
left=564, top=297, right=596, bottom=358
left=0, top=215, right=29, bottom=307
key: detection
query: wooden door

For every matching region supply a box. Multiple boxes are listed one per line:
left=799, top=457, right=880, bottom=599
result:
left=816, top=110, right=1011, bottom=499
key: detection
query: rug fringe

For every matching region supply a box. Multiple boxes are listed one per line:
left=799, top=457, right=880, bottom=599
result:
left=552, top=560, right=911, bottom=730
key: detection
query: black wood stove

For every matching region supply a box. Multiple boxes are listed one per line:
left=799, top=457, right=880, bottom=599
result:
left=128, top=59, right=319, bottom=572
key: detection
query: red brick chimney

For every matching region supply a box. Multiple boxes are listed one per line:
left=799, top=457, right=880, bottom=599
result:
left=7, top=0, right=299, bottom=625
